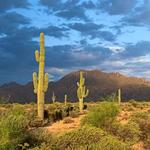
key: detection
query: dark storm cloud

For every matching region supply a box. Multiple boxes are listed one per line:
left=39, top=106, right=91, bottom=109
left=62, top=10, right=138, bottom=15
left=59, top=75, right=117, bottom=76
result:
left=68, top=23, right=115, bottom=41
left=80, top=0, right=96, bottom=9
left=0, top=23, right=69, bottom=83
left=39, top=0, right=89, bottom=21
left=42, top=26, right=69, bottom=38
left=0, top=0, right=30, bottom=12
left=45, top=44, right=112, bottom=68
left=120, top=0, right=150, bottom=27
left=0, top=12, right=30, bottom=35
left=39, top=0, right=61, bottom=9
left=56, top=6, right=88, bottom=21
left=120, top=41, right=150, bottom=58
left=99, top=0, right=137, bottom=15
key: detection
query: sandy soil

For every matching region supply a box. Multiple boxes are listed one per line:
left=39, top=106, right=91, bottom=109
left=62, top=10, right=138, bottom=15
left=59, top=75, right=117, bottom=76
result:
left=43, top=115, right=85, bottom=134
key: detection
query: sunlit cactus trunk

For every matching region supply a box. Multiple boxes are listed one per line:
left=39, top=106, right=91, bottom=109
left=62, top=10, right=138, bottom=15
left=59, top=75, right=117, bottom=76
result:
left=77, top=71, right=89, bottom=112
left=33, top=33, right=49, bottom=120
left=52, top=91, right=56, bottom=103
left=118, top=88, right=121, bottom=105
left=64, top=94, right=67, bottom=106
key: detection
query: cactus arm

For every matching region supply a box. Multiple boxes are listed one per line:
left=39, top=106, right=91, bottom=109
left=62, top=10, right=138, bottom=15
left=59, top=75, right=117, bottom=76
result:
left=84, top=89, right=89, bottom=97
left=35, top=50, right=39, bottom=62
left=44, top=73, right=49, bottom=92
left=33, top=72, right=38, bottom=94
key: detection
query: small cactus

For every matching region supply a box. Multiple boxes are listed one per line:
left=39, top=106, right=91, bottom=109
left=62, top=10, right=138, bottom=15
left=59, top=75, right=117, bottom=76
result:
left=32, top=33, right=49, bottom=120
left=118, top=88, right=121, bottom=105
left=52, top=91, right=56, bottom=103
left=64, top=94, right=67, bottom=106
left=77, top=71, right=89, bottom=112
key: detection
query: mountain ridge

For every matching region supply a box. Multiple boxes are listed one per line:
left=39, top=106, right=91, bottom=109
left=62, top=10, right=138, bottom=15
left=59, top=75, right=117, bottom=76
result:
left=0, top=70, right=150, bottom=103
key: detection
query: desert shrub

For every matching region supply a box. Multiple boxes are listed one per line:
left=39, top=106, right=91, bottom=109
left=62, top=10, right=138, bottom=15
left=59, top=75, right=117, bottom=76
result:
left=78, top=136, right=132, bottom=150
left=27, top=128, right=55, bottom=149
left=130, top=111, right=150, bottom=140
left=54, top=125, right=132, bottom=150
left=105, top=120, right=140, bottom=145
left=81, top=102, right=120, bottom=128
left=0, top=105, right=29, bottom=150
left=121, top=103, right=135, bottom=111
left=54, top=125, right=106, bottom=149
left=69, top=109, right=80, bottom=118
left=129, top=99, right=138, bottom=107
left=101, top=93, right=118, bottom=102
left=63, top=117, right=74, bottom=124
left=144, top=136, right=150, bottom=149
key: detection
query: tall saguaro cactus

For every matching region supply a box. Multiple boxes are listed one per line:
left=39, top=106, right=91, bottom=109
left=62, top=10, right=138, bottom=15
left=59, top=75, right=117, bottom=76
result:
left=77, top=71, right=89, bottom=112
left=118, top=88, right=121, bottom=105
left=33, top=32, right=49, bottom=120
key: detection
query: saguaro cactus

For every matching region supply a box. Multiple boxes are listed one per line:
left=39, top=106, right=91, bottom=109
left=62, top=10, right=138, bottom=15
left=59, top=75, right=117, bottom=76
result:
left=64, top=94, right=67, bottom=106
left=77, top=71, right=89, bottom=112
left=52, top=91, right=56, bottom=103
left=33, top=32, right=49, bottom=120
left=118, top=88, right=121, bottom=105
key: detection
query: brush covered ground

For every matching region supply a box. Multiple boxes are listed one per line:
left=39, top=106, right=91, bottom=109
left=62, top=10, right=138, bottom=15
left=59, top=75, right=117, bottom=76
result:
left=0, top=101, right=150, bottom=150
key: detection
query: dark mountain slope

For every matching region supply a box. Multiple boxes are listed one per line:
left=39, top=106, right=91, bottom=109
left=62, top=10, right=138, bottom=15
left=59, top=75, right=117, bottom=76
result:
left=0, top=70, right=150, bottom=103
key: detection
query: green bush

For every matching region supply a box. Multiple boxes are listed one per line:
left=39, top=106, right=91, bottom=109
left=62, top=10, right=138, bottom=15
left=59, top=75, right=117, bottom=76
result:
left=0, top=105, right=29, bottom=150
left=105, top=120, right=141, bottom=145
left=54, top=125, right=132, bottom=150
left=81, top=102, right=120, bottom=128
left=131, top=111, right=150, bottom=140
left=129, top=99, right=138, bottom=107
left=54, top=125, right=106, bottom=149
left=101, top=93, right=118, bottom=102
left=78, top=136, right=132, bottom=150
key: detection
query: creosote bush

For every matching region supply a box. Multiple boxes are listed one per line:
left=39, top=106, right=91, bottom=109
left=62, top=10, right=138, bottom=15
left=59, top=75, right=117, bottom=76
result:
left=0, top=105, right=29, bottom=150
left=54, top=125, right=106, bottom=149
left=81, top=102, right=120, bottom=128
left=106, top=120, right=141, bottom=145
left=54, top=125, right=131, bottom=150
left=78, top=136, right=132, bottom=150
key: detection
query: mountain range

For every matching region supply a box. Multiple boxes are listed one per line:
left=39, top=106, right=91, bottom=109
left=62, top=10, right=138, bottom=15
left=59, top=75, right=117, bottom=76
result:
left=0, top=70, right=150, bottom=103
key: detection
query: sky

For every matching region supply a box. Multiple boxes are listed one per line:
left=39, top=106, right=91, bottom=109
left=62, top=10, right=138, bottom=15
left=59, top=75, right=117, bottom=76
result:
left=1, top=0, right=150, bottom=84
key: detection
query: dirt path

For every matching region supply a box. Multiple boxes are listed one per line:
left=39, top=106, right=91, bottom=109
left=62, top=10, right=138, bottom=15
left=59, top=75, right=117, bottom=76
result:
left=43, top=115, right=85, bottom=134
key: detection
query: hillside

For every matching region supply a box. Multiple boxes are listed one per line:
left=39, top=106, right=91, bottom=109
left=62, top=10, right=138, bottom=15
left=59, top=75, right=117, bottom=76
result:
left=0, top=70, right=150, bottom=103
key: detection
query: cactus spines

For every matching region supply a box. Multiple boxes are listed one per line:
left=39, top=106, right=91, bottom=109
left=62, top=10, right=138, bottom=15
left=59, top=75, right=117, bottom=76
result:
left=77, top=71, right=89, bottom=112
left=52, top=91, right=56, bottom=103
left=32, top=32, right=49, bottom=120
left=64, top=94, right=67, bottom=106
left=118, top=88, right=121, bottom=105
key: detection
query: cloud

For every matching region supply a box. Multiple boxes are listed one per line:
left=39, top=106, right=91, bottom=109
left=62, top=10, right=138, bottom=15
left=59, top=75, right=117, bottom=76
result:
left=45, top=44, right=112, bottom=68
left=121, top=41, right=150, bottom=58
left=39, top=0, right=62, bottom=11
left=121, top=1, right=150, bottom=27
left=68, top=22, right=115, bottom=41
left=0, top=0, right=30, bottom=12
left=99, top=0, right=137, bottom=15
left=0, top=12, right=30, bottom=35
left=39, top=0, right=89, bottom=21
left=42, top=26, right=69, bottom=38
